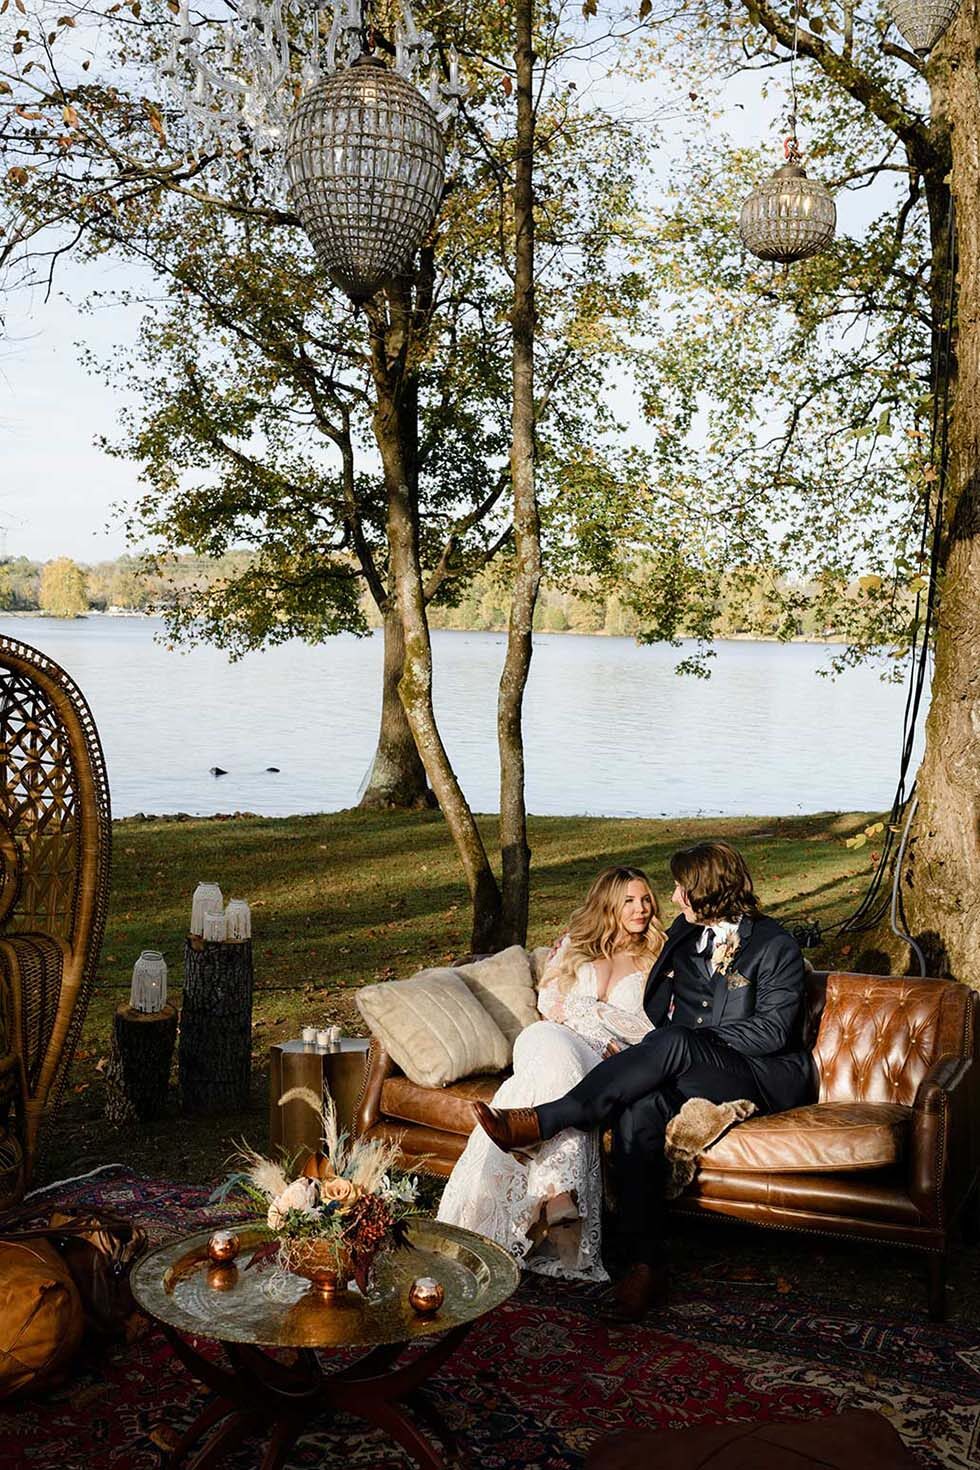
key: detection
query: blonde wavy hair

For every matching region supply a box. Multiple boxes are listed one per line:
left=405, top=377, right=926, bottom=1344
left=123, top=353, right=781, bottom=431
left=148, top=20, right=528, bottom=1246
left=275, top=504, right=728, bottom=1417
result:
left=547, top=866, right=666, bottom=994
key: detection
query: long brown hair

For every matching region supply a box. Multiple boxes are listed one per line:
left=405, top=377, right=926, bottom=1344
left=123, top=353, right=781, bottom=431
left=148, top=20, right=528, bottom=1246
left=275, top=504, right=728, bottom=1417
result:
left=549, top=866, right=666, bottom=993
left=669, top=841, right=761, bottom=924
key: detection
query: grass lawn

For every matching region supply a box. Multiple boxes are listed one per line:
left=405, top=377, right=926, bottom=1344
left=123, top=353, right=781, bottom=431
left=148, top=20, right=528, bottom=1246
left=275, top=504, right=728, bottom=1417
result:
left=44, top=806, right=881, bottom=1188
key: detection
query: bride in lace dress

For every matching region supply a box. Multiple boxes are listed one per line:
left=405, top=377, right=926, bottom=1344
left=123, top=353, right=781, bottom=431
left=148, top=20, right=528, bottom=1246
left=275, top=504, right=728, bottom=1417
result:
left=437, top=867, right=666, bottom=1281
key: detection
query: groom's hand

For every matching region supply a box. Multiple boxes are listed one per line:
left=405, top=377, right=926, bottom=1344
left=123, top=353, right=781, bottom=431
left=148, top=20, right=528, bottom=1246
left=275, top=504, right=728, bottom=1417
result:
left=603, top=1039, right=624, bottom=1058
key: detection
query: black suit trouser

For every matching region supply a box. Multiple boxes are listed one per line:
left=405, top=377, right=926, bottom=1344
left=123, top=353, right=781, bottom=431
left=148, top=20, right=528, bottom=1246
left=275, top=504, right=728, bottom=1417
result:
left=535, top=1027, right=768, bottom=1267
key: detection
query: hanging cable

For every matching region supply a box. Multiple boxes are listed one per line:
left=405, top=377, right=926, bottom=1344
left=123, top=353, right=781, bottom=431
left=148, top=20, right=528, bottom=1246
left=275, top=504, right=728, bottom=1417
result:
left=789, top=200, right=956, bottom=952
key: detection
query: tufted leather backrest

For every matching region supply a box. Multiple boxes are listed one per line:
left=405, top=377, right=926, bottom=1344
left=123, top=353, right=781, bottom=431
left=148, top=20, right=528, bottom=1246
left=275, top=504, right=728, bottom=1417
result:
left=808, top=972, right=973, bottom=1106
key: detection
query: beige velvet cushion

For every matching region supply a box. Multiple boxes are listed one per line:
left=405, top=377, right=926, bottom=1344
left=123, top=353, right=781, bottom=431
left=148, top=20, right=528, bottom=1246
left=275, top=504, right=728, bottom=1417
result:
left=356, top=969, right=510, bottom=1088
left=528, top=945, right=554, bottom=985
left=456, top=946, right=540, bottom=1048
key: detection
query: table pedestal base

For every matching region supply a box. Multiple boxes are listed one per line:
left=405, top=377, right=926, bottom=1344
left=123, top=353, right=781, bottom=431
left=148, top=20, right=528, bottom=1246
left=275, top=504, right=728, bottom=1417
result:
left=162, top=1322, right=472, bottom=1470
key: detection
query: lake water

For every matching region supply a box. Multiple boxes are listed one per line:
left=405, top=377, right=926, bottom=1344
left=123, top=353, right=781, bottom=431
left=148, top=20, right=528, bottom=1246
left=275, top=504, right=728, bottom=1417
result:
left=0, top=615, right=922, bottom=819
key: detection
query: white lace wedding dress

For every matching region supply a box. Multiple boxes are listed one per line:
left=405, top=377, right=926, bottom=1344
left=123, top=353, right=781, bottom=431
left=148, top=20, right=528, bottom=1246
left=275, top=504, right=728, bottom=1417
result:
left=436, top=941, right=653, bottom=1282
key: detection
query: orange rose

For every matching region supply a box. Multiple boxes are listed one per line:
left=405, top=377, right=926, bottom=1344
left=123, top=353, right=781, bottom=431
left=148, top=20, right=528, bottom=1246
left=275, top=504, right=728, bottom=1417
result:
left=321, top=1176, right=359, bottom=1205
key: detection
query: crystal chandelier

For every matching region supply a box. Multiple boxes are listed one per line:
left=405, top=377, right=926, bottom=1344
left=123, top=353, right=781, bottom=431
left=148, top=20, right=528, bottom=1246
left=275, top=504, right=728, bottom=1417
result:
left=886, top=0, right=962, bottom=55
left=163, top=1, right=464, bottom=299
left=738, top=4, right=835, bottom=266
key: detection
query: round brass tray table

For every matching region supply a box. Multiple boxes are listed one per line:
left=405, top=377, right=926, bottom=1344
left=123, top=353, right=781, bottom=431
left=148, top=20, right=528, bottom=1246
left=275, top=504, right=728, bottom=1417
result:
left=130, top=1218, right=520, bottom=1470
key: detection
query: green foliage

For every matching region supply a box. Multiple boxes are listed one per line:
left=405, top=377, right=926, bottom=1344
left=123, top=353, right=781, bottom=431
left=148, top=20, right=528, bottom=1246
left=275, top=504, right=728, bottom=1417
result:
left=38, top=556, right=88, bottom=618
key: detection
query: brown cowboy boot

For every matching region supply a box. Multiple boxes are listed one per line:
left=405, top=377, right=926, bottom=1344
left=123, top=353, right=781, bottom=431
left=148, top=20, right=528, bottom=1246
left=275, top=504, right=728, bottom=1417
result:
left=597, top=1262, right=668, bottom=1324
left=472, top=1101, right=542, bottom=1152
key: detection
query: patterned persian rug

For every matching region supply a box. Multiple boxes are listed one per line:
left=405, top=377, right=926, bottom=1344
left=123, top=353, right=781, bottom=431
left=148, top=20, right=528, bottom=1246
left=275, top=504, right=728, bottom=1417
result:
left=0, top=1167, right=978, bottom=1469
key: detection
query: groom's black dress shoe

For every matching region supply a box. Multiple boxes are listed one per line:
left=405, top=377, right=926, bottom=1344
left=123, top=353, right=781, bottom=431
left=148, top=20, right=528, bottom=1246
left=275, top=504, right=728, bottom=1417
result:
left=472, top=1101, right=542, bottom=1152
left=598, top=1263, right=668, bottom=1324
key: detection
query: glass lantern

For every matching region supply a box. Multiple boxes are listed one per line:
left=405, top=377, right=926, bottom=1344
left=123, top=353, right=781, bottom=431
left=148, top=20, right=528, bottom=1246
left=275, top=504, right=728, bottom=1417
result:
left=191, top=882, right=223, bottom=936
left=202, top=910, right=227, bottom=942
left=225, top=898, right=252, bottom=940
left=131, top=950, right=168, bottom=1013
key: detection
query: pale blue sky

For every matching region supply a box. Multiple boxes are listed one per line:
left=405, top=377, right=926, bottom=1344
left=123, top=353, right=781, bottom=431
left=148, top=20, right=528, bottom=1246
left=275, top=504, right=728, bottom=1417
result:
left=1, top=30, right=880, bottom=564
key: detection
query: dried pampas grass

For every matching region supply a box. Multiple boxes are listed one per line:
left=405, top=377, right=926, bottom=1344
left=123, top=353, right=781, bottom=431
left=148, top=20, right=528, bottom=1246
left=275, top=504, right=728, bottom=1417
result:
left=277, top=1086, right=401, bottom=1190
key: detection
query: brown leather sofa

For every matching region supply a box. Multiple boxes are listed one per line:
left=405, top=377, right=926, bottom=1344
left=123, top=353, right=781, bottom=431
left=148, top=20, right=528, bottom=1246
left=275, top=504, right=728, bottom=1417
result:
left=357, top=970, right=980, bottom=1319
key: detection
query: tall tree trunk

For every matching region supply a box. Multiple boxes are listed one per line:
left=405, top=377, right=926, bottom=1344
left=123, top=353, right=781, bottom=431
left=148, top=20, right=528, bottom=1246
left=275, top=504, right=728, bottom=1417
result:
left=497, top=0, right=541, bottom=947
left=358, top=602, right=435, bottom=810
left=878, top=8, right=980, bottom=984
left=369, top=288, right=503, bottom=951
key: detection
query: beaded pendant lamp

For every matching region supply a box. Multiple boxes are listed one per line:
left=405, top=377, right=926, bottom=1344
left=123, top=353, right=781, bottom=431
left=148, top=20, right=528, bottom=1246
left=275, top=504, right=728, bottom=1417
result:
left=163, top=0, right=463, bottom=303
left=738, top=3, right=835, bottom=267
left=886, top=0, right=961, bottom=55
left=285, top=53, right=446, bottom=302
left=739, top=139, right=836, bottom=265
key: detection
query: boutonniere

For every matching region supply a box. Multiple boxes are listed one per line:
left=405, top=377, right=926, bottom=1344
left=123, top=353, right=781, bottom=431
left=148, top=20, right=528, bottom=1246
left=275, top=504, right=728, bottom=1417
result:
left=711, top=931, right=742, bottom=976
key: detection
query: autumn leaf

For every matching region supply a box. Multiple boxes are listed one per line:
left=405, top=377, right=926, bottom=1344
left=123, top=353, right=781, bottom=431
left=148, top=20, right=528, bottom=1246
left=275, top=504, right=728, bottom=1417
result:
left=6, top=166, right=28, bottom=185
left=845, top=833, right=868, bottom=849
left=639, top=0, right=652, bottom=16
left=502, top=75, right=512, bottom=97
left=63, top=103, right=79, bottom=128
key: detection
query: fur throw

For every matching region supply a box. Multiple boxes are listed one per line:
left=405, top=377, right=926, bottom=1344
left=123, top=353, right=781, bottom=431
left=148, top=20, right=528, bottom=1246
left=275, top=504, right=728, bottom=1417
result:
left=662, top=1096, right=758, bottom=1198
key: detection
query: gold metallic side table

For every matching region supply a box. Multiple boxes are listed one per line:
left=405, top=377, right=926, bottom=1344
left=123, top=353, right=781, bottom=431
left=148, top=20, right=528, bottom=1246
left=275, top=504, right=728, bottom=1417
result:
left=268, top=1037, right=371, bottom=1157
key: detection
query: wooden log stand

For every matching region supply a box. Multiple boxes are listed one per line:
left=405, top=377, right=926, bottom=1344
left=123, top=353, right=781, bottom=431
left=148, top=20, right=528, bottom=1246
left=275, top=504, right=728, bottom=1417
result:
left=104, top=1002, right=178, bottom=1125
left=179, top=936, right=253, bottom=1115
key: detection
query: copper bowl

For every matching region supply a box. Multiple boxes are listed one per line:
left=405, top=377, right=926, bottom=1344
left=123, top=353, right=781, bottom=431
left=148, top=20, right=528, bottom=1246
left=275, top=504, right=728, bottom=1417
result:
left=408, top=1276, right=445, bottom=1314
left=283, top=1239, right=354, bottom=1300
left=207, top=1229, right=241, bottom=1264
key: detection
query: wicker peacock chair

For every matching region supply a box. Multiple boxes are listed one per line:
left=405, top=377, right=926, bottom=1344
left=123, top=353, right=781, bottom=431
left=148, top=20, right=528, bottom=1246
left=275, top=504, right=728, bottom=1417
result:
left=0, top=635, right=112, bottom=1207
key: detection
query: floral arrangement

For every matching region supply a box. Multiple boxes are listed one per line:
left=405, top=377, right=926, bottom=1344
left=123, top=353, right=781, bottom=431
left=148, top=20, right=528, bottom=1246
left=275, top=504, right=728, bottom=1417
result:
left=213, top=1087, right=421, bottom=1292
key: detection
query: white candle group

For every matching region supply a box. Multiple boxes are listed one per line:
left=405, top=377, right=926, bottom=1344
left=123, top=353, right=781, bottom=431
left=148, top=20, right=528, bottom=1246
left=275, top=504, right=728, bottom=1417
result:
left=191, top=887, right=252, bottom=942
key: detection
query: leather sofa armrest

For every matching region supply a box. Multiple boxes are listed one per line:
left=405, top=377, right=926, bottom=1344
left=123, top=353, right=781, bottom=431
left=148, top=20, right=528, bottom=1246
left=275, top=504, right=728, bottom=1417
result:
left=914, top=1054, right=972, bottom=1114
left=909, top=1052, right=975, bottom=1225
left=355, top=1037, right=397, bottom=1137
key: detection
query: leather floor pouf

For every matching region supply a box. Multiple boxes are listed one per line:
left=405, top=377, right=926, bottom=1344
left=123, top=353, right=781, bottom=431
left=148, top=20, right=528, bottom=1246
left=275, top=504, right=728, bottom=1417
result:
left=0, top=1238, right=84, bottom=1400
left=586, top=1408, right=920, bottom=1469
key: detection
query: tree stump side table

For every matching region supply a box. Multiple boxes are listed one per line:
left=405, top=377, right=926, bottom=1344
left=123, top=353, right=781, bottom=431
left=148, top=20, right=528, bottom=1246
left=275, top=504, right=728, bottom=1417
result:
left=104, top=1002, right=178, bottom=1124
left=269, top=1039, right=371, bottom=1157
left=180, top=937, right=253, bottom=1115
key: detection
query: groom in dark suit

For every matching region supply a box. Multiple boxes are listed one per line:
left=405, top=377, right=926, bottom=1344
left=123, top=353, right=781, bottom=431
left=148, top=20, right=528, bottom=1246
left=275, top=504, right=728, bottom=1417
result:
left=474, top=841, right=815, bottom=1320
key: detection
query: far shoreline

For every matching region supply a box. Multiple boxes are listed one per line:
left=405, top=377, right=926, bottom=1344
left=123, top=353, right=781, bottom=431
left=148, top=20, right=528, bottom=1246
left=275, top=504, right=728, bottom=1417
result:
left=1, top=609, right=863, bottom=649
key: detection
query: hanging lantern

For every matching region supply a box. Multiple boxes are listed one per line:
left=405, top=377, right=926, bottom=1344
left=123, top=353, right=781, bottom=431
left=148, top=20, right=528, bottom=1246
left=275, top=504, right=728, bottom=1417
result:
left=886, top=0, right=961, bottom=55
left=285, top=54, right=446, bottom=304
left=739, top=154, right=836, bottom=265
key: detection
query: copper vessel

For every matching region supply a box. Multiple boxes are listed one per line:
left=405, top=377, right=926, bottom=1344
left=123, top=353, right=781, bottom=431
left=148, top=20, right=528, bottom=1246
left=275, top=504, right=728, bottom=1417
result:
left=283, top=1239, right=353, bottom=1299
left=408, top=1277, right=445, bottom=1314
left=207, top=1229, right=241, bottom=1263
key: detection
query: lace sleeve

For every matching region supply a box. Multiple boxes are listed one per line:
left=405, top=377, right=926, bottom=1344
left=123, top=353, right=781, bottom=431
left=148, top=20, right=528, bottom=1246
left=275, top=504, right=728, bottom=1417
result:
left=594, top=1001, right=653, bottom=1045
left=560, top=993, right=618, bottom=1049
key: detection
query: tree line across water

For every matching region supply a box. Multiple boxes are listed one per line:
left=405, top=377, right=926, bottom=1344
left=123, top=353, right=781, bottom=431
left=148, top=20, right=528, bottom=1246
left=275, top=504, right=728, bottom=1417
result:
left=5, top=552, right=912, bottom=645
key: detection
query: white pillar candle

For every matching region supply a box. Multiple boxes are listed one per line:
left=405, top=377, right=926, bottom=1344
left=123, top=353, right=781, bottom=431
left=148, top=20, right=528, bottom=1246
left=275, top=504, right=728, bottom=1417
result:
left=301, top=1025, right=317, bottom=1044
left=316, top=1028, right=330, bottom=1048
left=191, top=883, right=223, bottom=936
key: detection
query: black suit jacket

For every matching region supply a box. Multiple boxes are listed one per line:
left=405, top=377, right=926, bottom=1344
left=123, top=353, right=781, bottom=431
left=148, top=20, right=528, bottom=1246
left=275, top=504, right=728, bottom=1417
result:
left=644, top=913, right=815, bottom=1113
